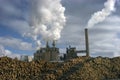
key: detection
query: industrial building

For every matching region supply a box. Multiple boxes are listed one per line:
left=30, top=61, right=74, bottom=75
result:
left=34, top=41, right=59, bottom=61
left=20, top=55, right=33, bottom=62
left=66, top=46, right=77, bottom=59
left=62, top=28, right=90, bottom=60
left=34, top=28, right=90, bottom=61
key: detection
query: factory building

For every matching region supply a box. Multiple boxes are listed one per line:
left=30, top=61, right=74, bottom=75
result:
left=34, top=28, right=90, bottom=61
left=63, top=28, right=90, bottom=60
left=20, top=55, right=33, bottom=62
left=34, top=41, right=59, bottom=61
left=20, top=55, right=29, bottom=62
left=66, top=46, right=77, bottom=59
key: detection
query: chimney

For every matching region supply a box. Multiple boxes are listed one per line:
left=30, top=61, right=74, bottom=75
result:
left=46, top=41, right=49, bottom=48
left=52, top=40, right=56, bottom=47
left=85, top=28, right=89, bottom=57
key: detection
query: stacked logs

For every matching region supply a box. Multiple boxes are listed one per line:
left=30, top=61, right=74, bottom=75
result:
left=0, top=56, right=120, bottom=80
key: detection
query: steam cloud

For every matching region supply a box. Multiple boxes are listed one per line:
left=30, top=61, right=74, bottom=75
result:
left=87, top=0, right=116, bottom=28
left=26, top=0, right=66, bottom=49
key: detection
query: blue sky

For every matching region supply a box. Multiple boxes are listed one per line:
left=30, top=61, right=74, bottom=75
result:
left=0, top=0, right=120, bottom=58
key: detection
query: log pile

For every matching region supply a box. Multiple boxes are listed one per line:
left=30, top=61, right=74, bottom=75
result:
left=0, top=56, right=120, bottom=80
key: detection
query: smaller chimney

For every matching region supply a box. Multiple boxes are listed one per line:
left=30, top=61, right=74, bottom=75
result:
left=52, top=40, right=56, bottom=47
left=85, top=28, right=89, bottom=57
left=46, top=41, right=49, bottom=48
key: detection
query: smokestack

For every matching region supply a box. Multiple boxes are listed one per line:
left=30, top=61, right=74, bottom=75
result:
left=46, top=41, right=49, bottom=48
left=85, top=28, right=89, bottom=57
left=52, top=40, right=56, bottom=47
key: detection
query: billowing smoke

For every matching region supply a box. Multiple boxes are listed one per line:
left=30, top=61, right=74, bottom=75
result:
left=87, top=0, right=116, bottom=28
left=26, top=0, right=66, bottom=49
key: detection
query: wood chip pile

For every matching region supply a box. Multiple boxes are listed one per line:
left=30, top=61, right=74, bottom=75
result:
left=0, top=56, right=120, bottom=80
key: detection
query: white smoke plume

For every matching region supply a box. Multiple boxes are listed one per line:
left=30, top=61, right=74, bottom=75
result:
left=26, top=0, right=66, bottom=49
left=87, top=0, right=116, bottom=28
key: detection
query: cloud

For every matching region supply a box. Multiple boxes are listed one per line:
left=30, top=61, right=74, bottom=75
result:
left=59, top=13, right=120, bottom=57
left=0, top=19, right=30, bottom=35
left=0, top=0, right=30, bottom=36
left=0, top=0, right=120, bottom=58
left=0, top=37, right=33, bottom=50
left=58, top=0, right=120, bottom=57
left=88, top=16, right=120, bottom=57
left=0, top=0, right=22, bottom=17
left=0, top=45, right=20, bottom=59
left=97, top=20, right=120, bottom=56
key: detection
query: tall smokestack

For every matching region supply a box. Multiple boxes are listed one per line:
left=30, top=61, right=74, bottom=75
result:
left=85, top=28, right=89, bottom=57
